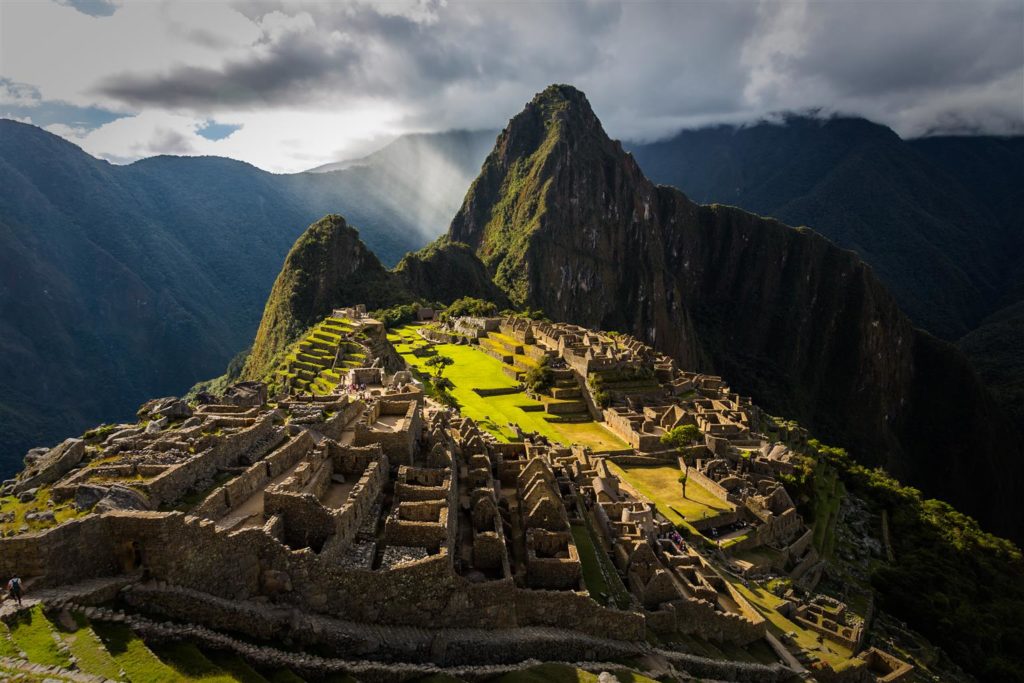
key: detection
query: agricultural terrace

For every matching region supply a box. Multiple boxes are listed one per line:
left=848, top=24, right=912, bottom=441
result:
left=388, top=324, right=627, bottom=451
left=606, top=462, right=734, bottom=532
left=730, top=581, right=855, bottom=670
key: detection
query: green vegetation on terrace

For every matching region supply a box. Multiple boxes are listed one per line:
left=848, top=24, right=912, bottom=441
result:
left=814, top=441, right=1024, bottom=682
left=59, top=614, right=125, bottom=680
left=269, top=316, right=363, bottom=395
left=391, top=326, right=626, bottom=451
left=571, top=522, right=631, bottom=609
left=7, top=606, right=72, bottom=668
left=0, top=487, right=85, bottom=535
left=605, top=462, right=732, bottom=532
left=149, top=641, right=242, bottom=682
left=810, top=461, right=843, bottom=556
left=730, top=581, right=855, bottom=671
left=94, top=621, right=195, bottom=682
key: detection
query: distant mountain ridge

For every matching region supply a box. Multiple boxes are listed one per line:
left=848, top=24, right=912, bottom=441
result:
left=0, top=119, right=462, bottom=470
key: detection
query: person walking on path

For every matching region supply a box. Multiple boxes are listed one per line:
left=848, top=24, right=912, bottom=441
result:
left=6, top=576, right=23, bottom=607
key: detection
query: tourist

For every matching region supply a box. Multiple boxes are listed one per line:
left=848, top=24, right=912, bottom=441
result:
left=6, top=576, right=23, bottom=606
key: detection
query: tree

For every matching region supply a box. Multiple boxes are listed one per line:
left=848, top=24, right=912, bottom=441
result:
left=424, top=354, right=454, bottom=380
left=524, top=356, right=554, bottom=394
left=661, top=424, right=702, bottom=458
left=662, top=424, right=702, bottom=499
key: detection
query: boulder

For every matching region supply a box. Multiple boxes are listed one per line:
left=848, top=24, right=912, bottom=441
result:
left=261, top=569, right=293, bottom=595
left=137, top=396, right=173, bottom=419
left=154, top=398, right=192, bottom=420
left=144, top=417, right=168, bottom=434
left=94, top=485, right=151, bottom=513
left=23, top=447, right=49, bottom=467
left=194, top=391, right=217, bottom=405
left=75, top=484, right=110, bottom=511
left=14, top=439, right=85, bottom=494
left=17, top=488, right=38, bottom=503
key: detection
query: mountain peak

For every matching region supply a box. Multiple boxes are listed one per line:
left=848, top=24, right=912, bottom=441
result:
left=527, top=83, right=595, bottom=118
left=447, top=84, right=638, bottom=303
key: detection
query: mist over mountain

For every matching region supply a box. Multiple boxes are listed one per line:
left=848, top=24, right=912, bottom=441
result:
left=0, top=119, right=460, bottom=470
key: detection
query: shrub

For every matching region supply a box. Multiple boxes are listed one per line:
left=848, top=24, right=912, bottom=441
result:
left=524, top=356, right=554, bottom=394
left=372, top=302, right=423, bottom=328
left=439, top=297, right=497, bottom=322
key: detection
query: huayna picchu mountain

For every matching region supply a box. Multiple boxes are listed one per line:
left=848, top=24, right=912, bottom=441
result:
left=446, top=85, right=1023, bottom=542
left=245, top=85, right=1022, bottom=542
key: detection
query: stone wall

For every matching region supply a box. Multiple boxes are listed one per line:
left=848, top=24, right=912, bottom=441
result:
left=140, top=414, right=280, bottom=507
left=194, top=431, right=315, bottom=520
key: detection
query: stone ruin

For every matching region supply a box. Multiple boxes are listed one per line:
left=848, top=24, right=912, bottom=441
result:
left=0, top=308, right=913, bottom=681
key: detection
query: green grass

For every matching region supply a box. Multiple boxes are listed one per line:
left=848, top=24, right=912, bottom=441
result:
left=730, top=581, right=853, bottom=669
left=393, top=329, right=627, bottom=451
left=0, top=623, right=22, bottom=658
left=571, top=523, right=631, bottom=609
left=7, top=605, right=72, bottom=668
left=93, top=622, right=188, bottom=683
left=0, top=488, right=85, bottom=535
left=811, top=463, right=843, bottom=556
left=150, top=641, right=239, bottom=682
left=605, top=462, right=733, bottom=529
left=57, top=612, right=124, bottom=680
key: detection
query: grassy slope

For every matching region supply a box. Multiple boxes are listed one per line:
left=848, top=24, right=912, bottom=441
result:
left=393, top=328, right=626, bottom=450
left=6, top=606, right=72, bottom=668
left=606, top=462, right=733, bottom=528
left=492, top=663, right=658, bottom=683
left=93, top=622, right=193, bottom=683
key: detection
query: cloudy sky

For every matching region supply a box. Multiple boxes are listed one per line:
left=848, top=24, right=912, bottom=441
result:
left=1, top=0, right=1021, bottom=173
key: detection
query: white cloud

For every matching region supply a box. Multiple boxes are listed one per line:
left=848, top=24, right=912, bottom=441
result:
left=0, top=0, right=1020, bottom=171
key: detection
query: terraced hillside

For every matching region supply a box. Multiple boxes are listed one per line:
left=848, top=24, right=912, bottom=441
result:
left=270, top=317, right=368, bottom=395
left=0, top=603, right=315, bottom=682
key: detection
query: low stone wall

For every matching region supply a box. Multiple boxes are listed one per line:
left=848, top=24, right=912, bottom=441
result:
left=0, top=514, right=118, bottom=585
left=194, top=431, right=315, bottom=520
left=649, top=596, right=765, bottom=645
left=685, top=467, right=732, bottom=506
left=513, top=589, right=644, bottom=641
left=473, top=387, right=522, bottom=397
left=140, top=414, right=280, bottom=507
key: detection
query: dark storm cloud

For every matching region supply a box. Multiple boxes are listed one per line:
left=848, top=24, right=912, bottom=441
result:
left=55, top=0, right=120, bottom=18
left=90, top=0, right=1024, bottom=138
left=788, top=1, right=1024, bottom=97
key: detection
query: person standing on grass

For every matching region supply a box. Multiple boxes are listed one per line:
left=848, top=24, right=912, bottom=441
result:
left=7, top=576, right=23, bottom=606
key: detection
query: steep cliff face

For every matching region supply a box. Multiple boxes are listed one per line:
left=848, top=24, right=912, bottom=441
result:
left=242, top=214, right=408, bottom=380
left=448, top=85, right=1022, bottom=540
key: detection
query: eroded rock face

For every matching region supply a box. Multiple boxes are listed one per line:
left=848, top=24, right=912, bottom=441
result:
left=446, top=84, right=1023, bottom=540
